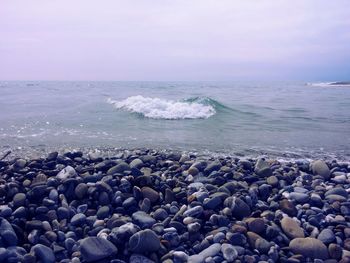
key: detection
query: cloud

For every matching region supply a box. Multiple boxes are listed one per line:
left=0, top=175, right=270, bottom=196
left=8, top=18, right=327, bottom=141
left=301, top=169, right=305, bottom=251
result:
left=0, top=0, right=349, bottom=80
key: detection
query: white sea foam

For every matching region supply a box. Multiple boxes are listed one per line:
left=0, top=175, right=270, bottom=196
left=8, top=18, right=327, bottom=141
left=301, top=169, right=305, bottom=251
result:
left=107, top=95, right=216, bottom=119
left=307, top=82, right=350, bottom=87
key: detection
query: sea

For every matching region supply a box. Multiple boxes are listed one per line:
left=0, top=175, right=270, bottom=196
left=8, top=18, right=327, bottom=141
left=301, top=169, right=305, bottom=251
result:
left=1, top=81, right=349, bottom=160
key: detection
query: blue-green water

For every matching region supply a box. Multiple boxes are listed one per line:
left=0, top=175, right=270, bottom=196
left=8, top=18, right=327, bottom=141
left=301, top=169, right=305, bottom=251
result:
left=1, top=81, right=349, bottom=159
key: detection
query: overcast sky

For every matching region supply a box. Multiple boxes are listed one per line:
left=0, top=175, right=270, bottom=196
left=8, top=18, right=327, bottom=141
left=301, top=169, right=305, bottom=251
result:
left=1, top=0, right=349, bottom=81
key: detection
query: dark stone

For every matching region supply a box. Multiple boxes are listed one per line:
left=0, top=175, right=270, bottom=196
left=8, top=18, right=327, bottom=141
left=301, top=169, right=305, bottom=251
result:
left=132, top=211, right=156, bottom=229
left=80, top=237, right=118, bottom=262
left=30, top=244, right=55, bottom=263
left=129, top=229, right=161, bottom=253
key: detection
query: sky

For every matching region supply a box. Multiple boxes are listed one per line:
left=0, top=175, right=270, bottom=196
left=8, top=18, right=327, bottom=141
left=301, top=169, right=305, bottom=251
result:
left=0, top=0, right=350, bottom=81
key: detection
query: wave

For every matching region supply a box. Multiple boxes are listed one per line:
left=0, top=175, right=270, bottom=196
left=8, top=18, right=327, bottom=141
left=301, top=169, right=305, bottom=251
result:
left=307, top=81, right=350, bottom=87
left=107, top=95, right=218, bottom=119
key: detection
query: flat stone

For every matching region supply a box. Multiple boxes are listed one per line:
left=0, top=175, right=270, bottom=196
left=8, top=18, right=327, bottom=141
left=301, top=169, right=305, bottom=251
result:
left=183, top=206, right=204, bottom=218
left=132, top=211, right=156, bottom=229
left=141, top=187, right=159, bottom=203
left=80, top=237, right=118, bottom=262
left=289, top=237, right=329, bottom=259
left=199, top=243, right=221, bottom=258
left=130, top=158, right=144, bottom=169
left=107, top=162, right=130, bottom=175
left=317, top=229, right=335, bottom=244
left=281, top=217, right=304, bottom=239
left=325, top=187, right=348, bottom=198
left=203, top=196, right=222, bottom=210
left=289, top=192, right=310, bottom=203
left=70, top=213, right=86, bottom=226
left=129, top=229, right=160, bottom=253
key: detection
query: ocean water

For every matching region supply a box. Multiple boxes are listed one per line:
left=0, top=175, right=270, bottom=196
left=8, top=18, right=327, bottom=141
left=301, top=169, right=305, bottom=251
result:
left=0, top=81, right=349, bottom=160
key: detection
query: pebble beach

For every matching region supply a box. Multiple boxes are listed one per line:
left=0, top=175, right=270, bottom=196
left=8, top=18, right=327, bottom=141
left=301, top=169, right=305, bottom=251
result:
left=0, top=149, right=349, bottom=263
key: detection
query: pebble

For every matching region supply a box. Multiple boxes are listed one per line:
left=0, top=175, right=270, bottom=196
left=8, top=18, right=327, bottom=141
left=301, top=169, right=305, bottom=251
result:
left=132, top=211, right=156, bottom=229
left=0, top=150, right=348, bottom=263
left=30, top=244, right=55, bottom=263
left=129, top=229, right=160, bottom=253
left=221, top=243, right=238, bottom=262
left=281, top=217, right=305, bottom=239
left=317, top=229, right=335, bottom=244
left=80, top=237, right=118, bottom=262
left=141, top=187, right=159, bottom=203
left=289, top=237, right=329, bottom=259
left=311, top=160, right=330, bottom=179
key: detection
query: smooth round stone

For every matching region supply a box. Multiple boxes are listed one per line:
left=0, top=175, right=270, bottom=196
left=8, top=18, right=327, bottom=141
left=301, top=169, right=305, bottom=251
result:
left=255, top=237, right=271, bottom=254
left=325, top=194, right=347, bottom=202
left=289, top=192, right=310, bottom=204
left=0, top=248, right=8, bottom=262
left=141, top=187, right=159, bottom=203
left=311, top=160, right=330, bottom=179
left=122, top=197, right=137, bottom=209
left=213, top=232, right=225, bottom=243
left=30, top=244, right=55, bottom=263
left=153, top=208, right=168, bottom=221
left=289, top=237, right=329, bottom=259
left=227, top=232, right=246, bottom=246
left=57, top=207, right=70, bottom=220
left=12, top=206, right=26, bottom=218
left=199, top=243, right=222, bottom=258
left=266, top=176, right=278, bottom=186
left=280, top=199, right=297, bottom=217
left=132, top=211, right=156, bottom=229
left=188, top=166, right=199, bottom=176
left=80, top=237, right=118, bottom=262
left=183, top=206, right=204, bottom=218
left=328, top=243, right=342, bottom=260
left=56, top=166, right=77, bottom=181
left=129, top=229, right=160, bottom=253
left=12, top=193, right=26, bottom=207
left=129, top=158, right=144, bottom=169
left=221, top=243, right=238, bottom=262
left=97, top=206, right=110, bottom=219
left=0, top=206, right=12, bottom=217
left=107, top=162, right=130, bottom=175
left=203, top=196, right=222, bottom=210
left=70, top=213, right=86, bottom=226
left=317, top=229, right=335, bottom=244
left=0, top=218, right=18, bottom=246
left=281, top=217, right=305, bottom=239
left=75, top=183, right=88, bottom=199
left=246, top=218, right=266, bottom=234
left=325, top=187, right=348, bottom=198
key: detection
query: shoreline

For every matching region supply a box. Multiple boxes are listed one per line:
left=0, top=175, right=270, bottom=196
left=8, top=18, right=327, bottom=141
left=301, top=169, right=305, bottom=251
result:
left=0, top=149, right=349, bottom=262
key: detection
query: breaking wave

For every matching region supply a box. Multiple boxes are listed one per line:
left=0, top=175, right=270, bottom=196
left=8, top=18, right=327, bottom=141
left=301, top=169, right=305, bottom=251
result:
left=107, top=95, right=219, bottom=119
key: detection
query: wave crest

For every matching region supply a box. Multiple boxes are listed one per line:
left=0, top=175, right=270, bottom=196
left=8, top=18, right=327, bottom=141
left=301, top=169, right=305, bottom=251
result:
left=107, top=95, right=216, bottom=119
